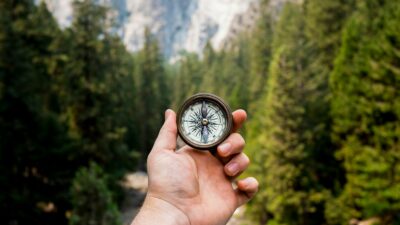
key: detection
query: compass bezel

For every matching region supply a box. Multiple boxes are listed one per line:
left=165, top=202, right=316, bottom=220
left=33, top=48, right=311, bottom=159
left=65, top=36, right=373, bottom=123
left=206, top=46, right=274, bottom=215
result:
left=177, top=93, right=233, bottom=150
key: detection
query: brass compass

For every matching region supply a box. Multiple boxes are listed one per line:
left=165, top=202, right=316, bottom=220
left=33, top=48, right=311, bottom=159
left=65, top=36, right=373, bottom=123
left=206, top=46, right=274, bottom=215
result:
left=177, top=93, right=233, bottom=150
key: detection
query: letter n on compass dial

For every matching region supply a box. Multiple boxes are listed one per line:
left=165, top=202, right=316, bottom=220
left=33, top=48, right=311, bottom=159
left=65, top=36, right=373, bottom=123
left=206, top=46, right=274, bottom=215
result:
left=181, top=100, right=227, bottom=147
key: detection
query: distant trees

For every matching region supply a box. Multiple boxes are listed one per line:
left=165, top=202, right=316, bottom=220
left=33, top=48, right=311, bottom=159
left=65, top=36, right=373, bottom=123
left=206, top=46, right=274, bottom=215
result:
left=171, top=39, right=253, bottom=113
left=134, top=28, right=169, bottom=168
left=171, top=52, right=203, bottom=108
left=248, top=0, right=272, bottom=110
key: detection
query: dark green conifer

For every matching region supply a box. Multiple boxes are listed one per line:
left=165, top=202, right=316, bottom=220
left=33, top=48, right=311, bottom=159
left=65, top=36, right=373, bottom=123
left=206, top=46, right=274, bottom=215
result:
left=0, top=1, right=74, bottom=223
left=134, top=28, right=169, bottom=167
left=69, top=162, right=121, bottom=225
left=246, top=3, right=334, bottom=224
left=329, top=0, right=400, bottom=223
left=63, top=0, right=134, bottom=175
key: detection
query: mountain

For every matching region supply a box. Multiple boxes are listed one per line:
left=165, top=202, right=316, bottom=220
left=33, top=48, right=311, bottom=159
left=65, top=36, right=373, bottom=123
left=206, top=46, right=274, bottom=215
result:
left=43, top=0, right=292, bottom=61
left=43, top=0, right=257, bottom=59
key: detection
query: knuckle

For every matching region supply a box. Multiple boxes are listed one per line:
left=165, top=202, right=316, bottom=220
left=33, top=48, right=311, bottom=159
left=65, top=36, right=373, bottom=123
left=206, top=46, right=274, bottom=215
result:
left=231, top=132, right=245, bottom=147
left=167, top=125, right=178, bottom=135
left=239, top=135, right=246, bottom=147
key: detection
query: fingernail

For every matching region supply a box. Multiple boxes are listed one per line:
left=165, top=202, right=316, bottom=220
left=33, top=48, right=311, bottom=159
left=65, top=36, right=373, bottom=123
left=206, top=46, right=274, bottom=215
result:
left=241, top=177, right=256, bottom=187
left=227, top=162, right=238, bottom=176
left=164, top=109, right=171, bottom=121
left=218, top=143, right=231, bottom=155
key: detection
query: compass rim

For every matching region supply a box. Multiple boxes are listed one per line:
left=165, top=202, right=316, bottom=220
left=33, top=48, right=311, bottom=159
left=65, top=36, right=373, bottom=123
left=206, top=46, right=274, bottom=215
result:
left=177, top=93, right=233, bottom=150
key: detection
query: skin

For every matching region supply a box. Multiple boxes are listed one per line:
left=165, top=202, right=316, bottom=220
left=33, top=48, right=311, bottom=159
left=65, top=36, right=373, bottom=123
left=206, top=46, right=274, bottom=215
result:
left=132, top=109, right=259, bottom=225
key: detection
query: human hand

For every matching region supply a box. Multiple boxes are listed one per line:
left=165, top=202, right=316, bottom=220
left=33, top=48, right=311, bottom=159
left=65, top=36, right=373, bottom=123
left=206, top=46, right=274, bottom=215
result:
left=132, top=109, right=258, bottom=225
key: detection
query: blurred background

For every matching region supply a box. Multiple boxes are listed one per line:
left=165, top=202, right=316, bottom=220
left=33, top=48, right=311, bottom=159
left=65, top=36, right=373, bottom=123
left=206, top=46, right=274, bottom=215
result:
left=0, top=0, right=399, bottom=224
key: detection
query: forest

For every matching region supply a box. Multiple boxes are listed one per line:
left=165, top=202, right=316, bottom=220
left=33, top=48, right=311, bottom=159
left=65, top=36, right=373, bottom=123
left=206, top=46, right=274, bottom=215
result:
left=0, top=0, right=399, bottom=224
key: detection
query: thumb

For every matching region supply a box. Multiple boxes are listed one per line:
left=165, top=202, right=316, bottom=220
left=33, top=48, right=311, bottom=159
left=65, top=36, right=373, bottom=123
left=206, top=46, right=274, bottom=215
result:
left=152, top=109, right=177, bottom=151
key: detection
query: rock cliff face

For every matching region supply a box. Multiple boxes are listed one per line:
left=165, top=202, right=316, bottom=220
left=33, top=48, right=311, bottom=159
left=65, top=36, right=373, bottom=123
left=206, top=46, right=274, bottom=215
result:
left=44, top=0, right=258, bottom=59
left=44, top=0, right=293, bottom=60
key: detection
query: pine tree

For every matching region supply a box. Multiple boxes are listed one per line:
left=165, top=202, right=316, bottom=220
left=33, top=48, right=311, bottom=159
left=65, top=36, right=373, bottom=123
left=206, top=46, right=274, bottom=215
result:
left=69, top=162, right=121, bottom=225
left=246, top=3, right=333, bottom=224
left=305, top=0, right=355, bottom=58
left=0, top=1, right=73, bottom=223
left=329, top=0, right=400, bottom=223
left=63, top=0, right=134, bottom=176
left=302, top=0, right=358, bottom=216
left=0, top=0, right=135, bottom=224
left=248, top=0, right=273, bottom=110
left=199, top=41, right=220, bottom=95
left=171, top=52, right=203, bottom=109
left=134, top=28, right=169, bottom=168
left=219, top=45, right=251, bottom=109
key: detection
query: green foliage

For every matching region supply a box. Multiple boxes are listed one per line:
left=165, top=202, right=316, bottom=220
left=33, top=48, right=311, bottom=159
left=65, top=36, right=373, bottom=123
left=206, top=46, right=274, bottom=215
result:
left=61, top=0, right=138, bottom=207
left=64, top=0, right=133, bottom=169
left=69, top=162, right=121, bottom=225
left=171, top=52, right=203, bottom=108
left=172, top=38, right=253, bottom=114
left=248, top=1, right=272, bottom=110
left=134, top=28, right=169, bottom=166
left=0, top=1, right=75, bottom=223
left=245, top=0, right=361, bottom=223
left=329, top=0, right=400, bottom=223
left=305, top=0, right=355, bottom=54
left=246, top=4, right=332, bottom=225
left=0, top=1, right=137, bottom=224
left=201, top=44, right=251, bottom=109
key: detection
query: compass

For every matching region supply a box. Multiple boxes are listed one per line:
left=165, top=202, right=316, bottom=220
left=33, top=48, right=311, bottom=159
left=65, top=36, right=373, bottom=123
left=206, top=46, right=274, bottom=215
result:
left=177, top=93, right=233, bottom=150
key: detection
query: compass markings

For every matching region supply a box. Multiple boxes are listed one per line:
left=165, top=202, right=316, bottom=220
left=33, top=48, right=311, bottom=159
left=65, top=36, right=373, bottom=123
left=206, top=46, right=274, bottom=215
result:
left=181, top=101, right=227, bottom=145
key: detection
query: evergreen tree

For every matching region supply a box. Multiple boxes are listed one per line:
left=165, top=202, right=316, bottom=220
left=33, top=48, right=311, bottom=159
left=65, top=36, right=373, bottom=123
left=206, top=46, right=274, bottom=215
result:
left=329, top=0, right=400, bottom=223
left=248, top=0, right=273, bottom=110
left=0, top=1, right=73, bottom=223
left=303, top=0, right=358, bottom=212
left=305, top=0, right=355, bottom=59
left=199, top=41, right=220, bottom=95
left=218, top=45, right=251, bottom=110
left=134, top=28, right=169, bottom=168
left=69, top=162, right=121, bottom=225
left=198, top=40, right=252, bottom=111
left=246, top=3, right=333, bottom=224
left=173, top=37, right=252, bottom=114
left=171, top=52, right=203, bottom=109
left=63, top=0, right=134, bottom=177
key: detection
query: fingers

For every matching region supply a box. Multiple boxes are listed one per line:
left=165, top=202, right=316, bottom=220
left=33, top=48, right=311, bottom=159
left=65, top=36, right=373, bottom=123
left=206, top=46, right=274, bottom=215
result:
left=224, top=153, right=250, bottom=177
left=232, top=109, right=247, bottom=132
left=236, top=177, right=259, bottom=206
left=217, top=133, right=245, bottom=158
left=152, top=109, right=177, bottom=151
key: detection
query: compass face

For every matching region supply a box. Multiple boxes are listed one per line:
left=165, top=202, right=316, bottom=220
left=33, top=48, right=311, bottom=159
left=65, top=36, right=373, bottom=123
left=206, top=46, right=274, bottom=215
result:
left=177, top=93, right=233, bottom=150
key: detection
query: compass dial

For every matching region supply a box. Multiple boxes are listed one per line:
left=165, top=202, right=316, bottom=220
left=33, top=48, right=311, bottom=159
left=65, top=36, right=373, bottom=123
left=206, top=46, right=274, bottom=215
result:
left=177, top=93, right=233, bottom=150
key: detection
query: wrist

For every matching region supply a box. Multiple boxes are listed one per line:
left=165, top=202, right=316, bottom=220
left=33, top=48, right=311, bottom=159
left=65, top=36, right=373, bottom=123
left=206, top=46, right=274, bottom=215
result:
left=132, top=194, right=191, bottom=225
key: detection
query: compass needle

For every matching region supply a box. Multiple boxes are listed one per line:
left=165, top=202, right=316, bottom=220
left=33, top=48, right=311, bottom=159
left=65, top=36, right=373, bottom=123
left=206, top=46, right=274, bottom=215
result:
left=202, top=126, right=209, bottom=143
left=202, top=101, right=208, bottom=118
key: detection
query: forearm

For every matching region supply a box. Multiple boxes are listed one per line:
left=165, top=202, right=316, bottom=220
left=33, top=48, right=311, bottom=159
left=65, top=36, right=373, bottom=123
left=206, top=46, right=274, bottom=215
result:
left=131, top=195, right=190, bottom=225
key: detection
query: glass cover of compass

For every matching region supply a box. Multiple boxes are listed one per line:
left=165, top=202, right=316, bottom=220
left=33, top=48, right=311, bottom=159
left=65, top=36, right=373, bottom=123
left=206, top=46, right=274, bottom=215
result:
left=177, top=93, right=233, bottom=150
